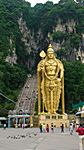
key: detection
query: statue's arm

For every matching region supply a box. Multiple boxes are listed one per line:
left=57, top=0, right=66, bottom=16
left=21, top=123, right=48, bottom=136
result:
left=37, top=60, right=44, bottom=73
left=57, top=60, right=64, bottom=79
left=60, top=65, right=64, bottom=79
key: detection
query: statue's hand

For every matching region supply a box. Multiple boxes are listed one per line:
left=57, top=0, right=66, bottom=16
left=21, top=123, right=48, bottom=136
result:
left=57, top=78, right=61, bottom=82
left=40, top=63, right=44, bottom=71
left=38, top=61, right=44, bottom=72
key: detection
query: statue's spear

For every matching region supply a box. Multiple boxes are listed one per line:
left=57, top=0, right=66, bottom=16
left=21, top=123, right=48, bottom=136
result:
left=39, top=50, right=46, bottom=113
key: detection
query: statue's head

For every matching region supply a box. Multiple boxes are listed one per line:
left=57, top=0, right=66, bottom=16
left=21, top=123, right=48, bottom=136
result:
left=47, top=44, right=54, bottom=53
left=47, top=44, right=55, bottom=59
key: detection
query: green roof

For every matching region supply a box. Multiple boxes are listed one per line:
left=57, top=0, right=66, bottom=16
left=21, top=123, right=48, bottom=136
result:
left=72, top=102, right=84, bottom=109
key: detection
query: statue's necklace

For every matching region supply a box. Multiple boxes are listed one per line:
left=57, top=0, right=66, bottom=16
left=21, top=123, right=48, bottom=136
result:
left=47, top=60, right=54, bottom=65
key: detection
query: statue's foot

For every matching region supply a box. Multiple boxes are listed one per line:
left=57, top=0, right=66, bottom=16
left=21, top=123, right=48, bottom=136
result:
left=41, top=111, right=45, bottom=114
left=48, top=111, right=50, bottom=114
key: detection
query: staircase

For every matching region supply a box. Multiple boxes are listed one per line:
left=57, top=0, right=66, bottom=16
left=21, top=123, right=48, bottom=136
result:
left=15, top=74, right=37, bottom=115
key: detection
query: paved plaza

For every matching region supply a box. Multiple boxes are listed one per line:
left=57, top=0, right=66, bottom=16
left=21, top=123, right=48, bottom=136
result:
left=0, top=128, right=79, bottom=150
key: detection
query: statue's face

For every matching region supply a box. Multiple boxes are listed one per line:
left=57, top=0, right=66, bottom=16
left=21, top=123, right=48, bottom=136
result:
left=47, top=52, right=54, bottom=59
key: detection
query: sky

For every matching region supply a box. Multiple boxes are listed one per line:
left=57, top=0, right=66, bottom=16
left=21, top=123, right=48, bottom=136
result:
left=25, top=0, right=60, bottom=7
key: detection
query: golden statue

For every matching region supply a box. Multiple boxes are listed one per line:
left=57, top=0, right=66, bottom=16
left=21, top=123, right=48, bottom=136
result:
left=37, top=44, right=65, bottom=114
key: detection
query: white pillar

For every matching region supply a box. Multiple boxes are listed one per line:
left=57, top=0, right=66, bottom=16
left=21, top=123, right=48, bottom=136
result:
left=8, top=117, right=11, bottom=128
left=16, top=117, right=18, bottom=128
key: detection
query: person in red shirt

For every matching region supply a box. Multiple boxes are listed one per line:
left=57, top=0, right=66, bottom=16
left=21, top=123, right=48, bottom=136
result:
left=76, top=124, right=84, bottom=135
left=76, top=124, right=84, bottom=150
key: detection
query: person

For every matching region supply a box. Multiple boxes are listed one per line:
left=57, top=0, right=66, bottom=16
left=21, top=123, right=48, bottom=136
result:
left=22, top=123, right=24, bottom=129
left=39, top=123, right=43, bottom=133
left=60, top=123, right=64, bottom=132
left=42, top=123, right=46, bottom=133
left=76, top=124, right=84, bottom=135
left=69, top=123, right=74, bottom=135
left=76, top=124, right=84, bottom=150
left=3, top=123, right=6, bottom=129
left=51, top=123, right=54, bottom=132
left=37, top=44, right=64, bottom=114
left=46, top=124, right=49, bottom=132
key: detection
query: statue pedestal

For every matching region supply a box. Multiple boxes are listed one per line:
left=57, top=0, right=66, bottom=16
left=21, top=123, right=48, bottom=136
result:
left=38, top=113, right=69, bottom=128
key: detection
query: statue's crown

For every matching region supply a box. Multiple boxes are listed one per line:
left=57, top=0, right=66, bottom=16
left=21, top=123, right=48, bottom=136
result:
left=47, top=44, right=54, bottom=53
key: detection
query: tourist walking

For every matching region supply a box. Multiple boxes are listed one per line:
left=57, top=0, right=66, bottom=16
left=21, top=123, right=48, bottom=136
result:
left=69, top=123, right=74, bottom=135
left=51, top=123, right=54, bottom=132
left=46, top=124, right=49, bottom=133
left=3, top=123, right=6, bottom=129
left=39, top=123, right=43, bottom=133
left=42, top=123, right=46, bottom=133
left=60, top=123, right=64, bottom=132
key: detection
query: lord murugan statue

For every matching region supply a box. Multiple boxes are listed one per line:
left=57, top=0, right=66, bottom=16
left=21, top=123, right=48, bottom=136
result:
left=37, top=44, right=65, bottom=114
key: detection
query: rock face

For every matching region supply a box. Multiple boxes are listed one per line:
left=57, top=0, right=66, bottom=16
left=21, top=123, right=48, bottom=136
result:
left=54, top=19, right=76, bottom=33
left=17, top=16, right=84, bottom=64
left=5, top=38, right=17, bottom=65
left=5, top=15, right=84, bottom=66
left=5, top=48, right=17, bottom=65
left=18, top=17, right=37, bottom=54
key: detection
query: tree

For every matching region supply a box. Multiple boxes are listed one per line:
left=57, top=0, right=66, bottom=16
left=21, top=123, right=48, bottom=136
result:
left=76, top=0, right=84, bottom=6
left=64, top=60, right=84, bottom=113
